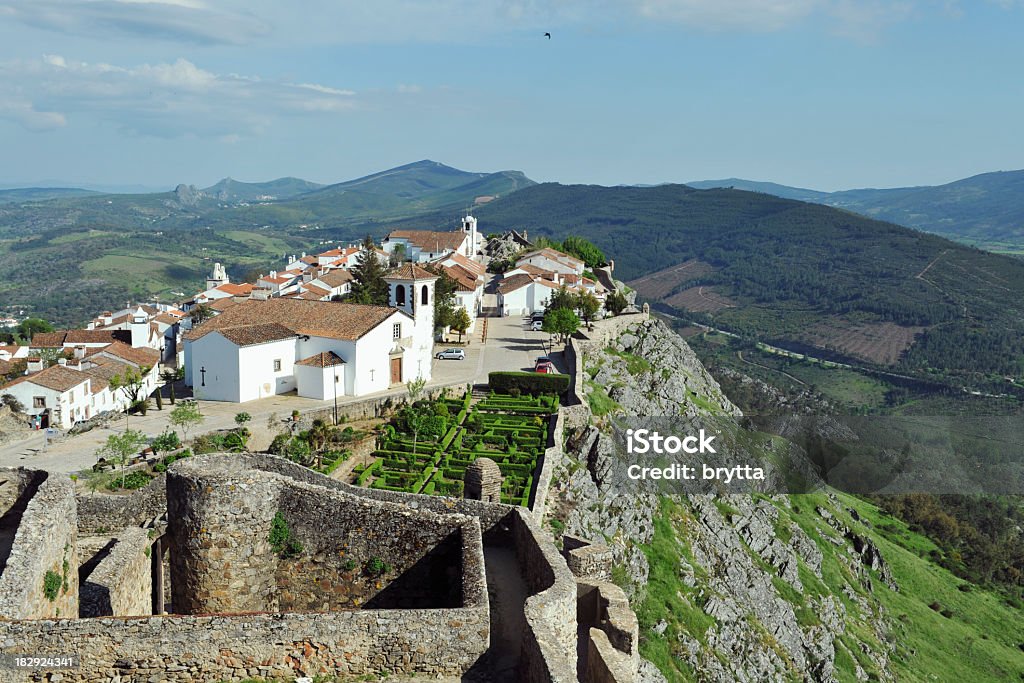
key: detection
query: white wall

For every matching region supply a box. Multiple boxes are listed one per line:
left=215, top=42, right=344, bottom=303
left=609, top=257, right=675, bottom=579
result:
left=185, top=333, right=241, bottom=402
left=236, top=338, right=299, bottom=402
left=4, top=379, right=91, bottom=429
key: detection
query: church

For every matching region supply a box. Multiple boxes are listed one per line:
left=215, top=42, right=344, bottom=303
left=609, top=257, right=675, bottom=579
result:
left=182, top=264, right=437, bottom=403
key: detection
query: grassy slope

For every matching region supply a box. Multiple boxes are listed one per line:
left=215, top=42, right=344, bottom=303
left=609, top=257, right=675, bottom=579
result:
left=635, top=492, right=1024, bottom=682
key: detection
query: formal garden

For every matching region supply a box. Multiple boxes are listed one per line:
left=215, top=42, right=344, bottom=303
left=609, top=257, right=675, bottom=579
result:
left=351, top=383, right=561, bottom=507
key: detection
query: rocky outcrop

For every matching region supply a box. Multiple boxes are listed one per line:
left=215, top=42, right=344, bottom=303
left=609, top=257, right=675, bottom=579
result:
left=546, top=319, right=898, bottom=682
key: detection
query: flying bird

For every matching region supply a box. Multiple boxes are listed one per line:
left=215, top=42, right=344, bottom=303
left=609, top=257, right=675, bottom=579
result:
left=544, top=32, right=551, bottom=39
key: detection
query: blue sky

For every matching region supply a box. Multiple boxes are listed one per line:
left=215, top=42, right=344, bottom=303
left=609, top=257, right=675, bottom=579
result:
left=1, top=0, right=1022, bottom=191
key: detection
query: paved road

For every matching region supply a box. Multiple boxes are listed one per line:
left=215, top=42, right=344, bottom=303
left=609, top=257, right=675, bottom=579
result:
left=0, top=313, right=565, bottom=475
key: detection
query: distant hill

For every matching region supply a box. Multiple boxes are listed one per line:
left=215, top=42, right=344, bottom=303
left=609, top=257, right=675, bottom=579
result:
left=418, top=182, right=1024, bottom=386
left=690, top=170, right=1024, bottom=252
left=0, top=187, right=100, bottom=204
left=203, top=177, right=324, bottom=202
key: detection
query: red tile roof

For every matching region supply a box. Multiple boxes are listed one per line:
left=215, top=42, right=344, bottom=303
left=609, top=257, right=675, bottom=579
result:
left=1, top=365, right=90, bottom=393
left=497, top=273, right=534, bottom=294
left=31, top=329, right=131, bottom=348
left=385, top=230, right=467, bottom=253
left=184, top=299, right=405, bottom=343
left=296, top=351, right=346, bottom=368
left=385, top=263, right=440, bottom=281
left=86, top=342, right=161, bottom=368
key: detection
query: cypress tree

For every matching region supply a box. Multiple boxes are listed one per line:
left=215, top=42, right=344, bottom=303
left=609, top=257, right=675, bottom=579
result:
left=349, top=235, right=390, bottom=306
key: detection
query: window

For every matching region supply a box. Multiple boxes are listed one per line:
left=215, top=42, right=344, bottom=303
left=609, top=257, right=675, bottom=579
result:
left=395, top=284, right=406, bottom=306
left=273, top=359, right=282, bottom=372
left=33, top=396, right=45, bottom=409
left=421, top=284, right=429, bottom=306
left=393, top=323, right=402, bottom=339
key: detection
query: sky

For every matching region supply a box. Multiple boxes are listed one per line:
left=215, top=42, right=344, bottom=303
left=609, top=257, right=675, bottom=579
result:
left=1, top=0, right=1023, bottom=191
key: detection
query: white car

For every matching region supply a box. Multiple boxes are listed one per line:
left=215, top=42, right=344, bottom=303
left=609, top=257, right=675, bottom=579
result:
left=435, top=348, right=466, bottom=360
left=530, top=319, right=544, bottom=331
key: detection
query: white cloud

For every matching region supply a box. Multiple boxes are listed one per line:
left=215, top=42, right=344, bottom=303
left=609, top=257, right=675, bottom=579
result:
left=0, top=55, right=357, bottom=137
left=633, top=0, right=822, bottom=31
left=0, top=0, right=267, bottom=45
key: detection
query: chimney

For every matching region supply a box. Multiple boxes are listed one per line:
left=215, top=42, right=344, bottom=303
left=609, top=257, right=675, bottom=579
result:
left=103, top=312, right=113, bottom=326
left=57, top=358, right=67, bottom=367
left=74, top=345, right=87, bottom=360
left=26, top=357, right=43, bottom=373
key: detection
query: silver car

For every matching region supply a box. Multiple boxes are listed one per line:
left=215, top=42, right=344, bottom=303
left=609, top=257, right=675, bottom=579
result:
left=436, top=348, right=466, bottom=360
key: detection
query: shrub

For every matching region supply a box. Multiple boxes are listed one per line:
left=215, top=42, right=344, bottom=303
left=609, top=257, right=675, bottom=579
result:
left=364, top=556, right=392, bottom=577
left=488, top=371, right=570, bottom=397
left=151, top=430, right=181, bottom=453
left=107, top=470, right=152, bottom=490
left=269, top=512, right=303, bottom=558
left=43, top=570, right=62, bottom=601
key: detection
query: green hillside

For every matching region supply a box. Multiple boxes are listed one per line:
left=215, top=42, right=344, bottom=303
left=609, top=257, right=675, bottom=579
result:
left=692, top=170, right=1024, bottom=252
left=0, top=187, right=100, bottom=204
left=203, top=176, right=324, bottom=202
left=449, top=182, right=1024, bottom=387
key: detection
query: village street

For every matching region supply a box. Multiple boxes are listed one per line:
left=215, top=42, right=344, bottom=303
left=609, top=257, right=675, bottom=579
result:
left=0, top=314, right=569, bottom=474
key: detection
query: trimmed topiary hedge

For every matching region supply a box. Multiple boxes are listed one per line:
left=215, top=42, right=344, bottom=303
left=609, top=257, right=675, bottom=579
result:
left=488, top=371, right=570, bottom=397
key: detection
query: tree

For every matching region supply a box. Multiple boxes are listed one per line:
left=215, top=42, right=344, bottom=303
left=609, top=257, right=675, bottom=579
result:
left=428, top=267, right=459, bottom=333
left=110, top=366, right=152, bottom=425
left=1, top=393, right=25, bottom=413
left=95, top=429, right=148, bottom=489
left=405, top=376, right=428, bottom=455
left=160, top=369, right=178, bottom=404
left=190, top=304, right=214, bottom=326
left=389, top=243, right=407, bottom=267
left=543, top=307, right=580, bottom=345
left=349, top=235, right=390, bottom=305
left=450, top=308, right=472, bottom=342
left=605, top=290, right=629, bottom=316
left=169, top=400, right=204, bottom=442
left=562, top=236, right=606, bottom=268
left=576, top=291, right=601, bottom=325
left=546, top=285, right=576, bottom=312
left=16, top=317, right=53, bottom=343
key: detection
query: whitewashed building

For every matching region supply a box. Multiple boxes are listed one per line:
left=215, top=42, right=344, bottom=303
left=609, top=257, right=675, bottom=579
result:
left=183, top=265, right=437, bottom=403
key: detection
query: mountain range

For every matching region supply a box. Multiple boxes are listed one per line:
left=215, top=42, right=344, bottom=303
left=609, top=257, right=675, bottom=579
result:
left=689, top=169, right=1024, bottom=252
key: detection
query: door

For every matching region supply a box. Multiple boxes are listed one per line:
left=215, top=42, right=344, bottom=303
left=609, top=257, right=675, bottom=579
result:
left=390, top=357, right=402, bottom=385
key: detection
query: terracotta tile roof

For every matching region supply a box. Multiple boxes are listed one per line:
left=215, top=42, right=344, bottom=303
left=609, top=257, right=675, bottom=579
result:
left=209, top=297, right=241, bottom=312
left=215, top=283, right=255, bottom=296
left=303, top=284, right=330, bottom=298
left=86, top=342, right=160, bottom=368
left=497, top=273, right=535, bottom=294
left=1, top=365, right=90, bottom=393
left=514, top=263, right=557, bottom=279
left=153, top=312, right=182, bottom=325
left=217, top=323, right=297, bottom=347
left=261, top=273, right=298, bottom=285
left=300, top=255, right=318, bottom=265
left=296, top=351, right=346, bottom=368
left=184, top=299, right=404, bottom=344
left=385, top=263, right=439, bottom=281
left=441, top=264, right=479, bottom=293
left=443, top=252, right=486, bottom=276
left=318, top=269, right=354, bottom=288
left=31, top=329, right=131, bottom=348
left=385, top=230, right=467, bottom=253
left=518, top=248, right=584, bottom=269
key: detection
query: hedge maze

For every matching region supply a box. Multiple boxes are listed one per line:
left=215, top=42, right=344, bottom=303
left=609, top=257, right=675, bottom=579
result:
left=351, top=391, right=557, bottom=506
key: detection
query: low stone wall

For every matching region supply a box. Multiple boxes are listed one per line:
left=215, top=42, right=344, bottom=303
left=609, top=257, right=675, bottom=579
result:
left=79, top=527, right=152, bottom=618
left=513, top=511, right=578, bottom=683
left=0, top=469, right=78, bottom=620
left=563, top=535, right=614, bottom=581
left=529, top=411, right=564, bottom=522
left=577, top=579, right=640, bottom=683
left=302, top=381, right=470, bottom=425
left=0, top=607, right=489, bottom=682
left=76, top=474, right=167, bottom=534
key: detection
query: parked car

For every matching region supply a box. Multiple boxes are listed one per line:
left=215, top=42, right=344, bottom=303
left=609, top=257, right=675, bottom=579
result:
left=530, top=319, right=544, bottom=331
left=435, top=348, right=465, bottom=360
left=535, top=363, right=556, bottom=374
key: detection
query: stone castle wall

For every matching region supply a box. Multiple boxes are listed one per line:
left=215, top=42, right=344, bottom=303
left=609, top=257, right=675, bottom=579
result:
left=0, top=469, right=78, bottom=620
left=79, top=527, right=153, bottom=618
left=76, top=474, right=167, bottom=533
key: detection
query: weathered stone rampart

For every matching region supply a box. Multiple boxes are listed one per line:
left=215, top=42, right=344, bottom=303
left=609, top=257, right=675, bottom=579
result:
left=79, top=527, right=153, bottom=618
left=76, top=473, right=167, bottom=533
left=0, top=467, right=78, bottom=620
